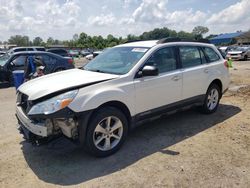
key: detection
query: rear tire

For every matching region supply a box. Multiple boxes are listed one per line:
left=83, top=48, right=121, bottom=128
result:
left=201, top=84, right=221, bottom=114
left=84, top=107, right=128, bottom=157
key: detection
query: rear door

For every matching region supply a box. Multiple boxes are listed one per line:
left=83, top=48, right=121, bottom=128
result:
left=134, top=46, right=182, bottom=115
left=179, top=45, right=209, bottom=100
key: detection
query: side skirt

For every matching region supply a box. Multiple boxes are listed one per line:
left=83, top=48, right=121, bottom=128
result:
left=131, top=95, right=205, bottom=129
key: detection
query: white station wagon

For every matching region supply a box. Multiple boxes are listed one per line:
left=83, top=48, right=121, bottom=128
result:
left=16, top=38, right=230, bottom=157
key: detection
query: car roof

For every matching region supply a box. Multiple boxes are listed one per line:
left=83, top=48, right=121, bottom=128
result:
left=117, top=40, right=158, bottom=48
left=11, top=51, right=63, bottom=58
left=117, top=40, right=214, bottom=48
left=11, top=46, right=45, bottom=50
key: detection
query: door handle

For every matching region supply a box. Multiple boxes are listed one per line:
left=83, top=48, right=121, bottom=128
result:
left=204, top=68, right=209, bottom=73
left=172, top=76, right=180, bottom=81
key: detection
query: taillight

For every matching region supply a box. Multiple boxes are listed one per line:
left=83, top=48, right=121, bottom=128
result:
left=224, top=60, right=229, bottom=68
left=68, top=58, right=73, bottom=64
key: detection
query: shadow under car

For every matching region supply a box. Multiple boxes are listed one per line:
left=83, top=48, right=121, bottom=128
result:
left=20, top=104, right=241, bottom=186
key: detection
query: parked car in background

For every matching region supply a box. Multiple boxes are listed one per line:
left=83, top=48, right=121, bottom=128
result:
left=8, top=46, right=45, bottom=55
left=68, top=50, right=80, bottom=57
left=47, top=48, right=69, bottom=57
left=226, top=46, right=250, bottom=60
left=16, top=38, right=230, bottom=157
left=85, top=54, right=93, bottom=60
left=93, top=51, right=102, bottom=58
left=85, top=51, right=103, bottom=60
left=0, top=51, right=74, bottom=85
left=80, top=50, right=91, bottom=57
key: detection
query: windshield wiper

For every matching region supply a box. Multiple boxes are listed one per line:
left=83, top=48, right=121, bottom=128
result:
left=89, top=69, right=106, bottom=73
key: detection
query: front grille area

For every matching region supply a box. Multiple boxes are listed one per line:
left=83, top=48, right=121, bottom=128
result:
left=17, top=92, right=32, bottom=114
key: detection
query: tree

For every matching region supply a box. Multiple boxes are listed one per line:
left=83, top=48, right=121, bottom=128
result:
left=192, top=26, right=209, bottom=39
left=47, top=37, right=54, bottom=45
left=33, top=37, right=43, bottom=46
left=78, top=32, right=88, bottom=48
left=73, top=33, right=79, bottom=41
left=8, top=35, right=30, bottom=46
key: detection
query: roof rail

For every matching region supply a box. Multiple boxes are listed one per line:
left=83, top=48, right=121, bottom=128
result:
left=124, top=39, right=142, bottom=43
left=157, top=37, right=210, bottom=44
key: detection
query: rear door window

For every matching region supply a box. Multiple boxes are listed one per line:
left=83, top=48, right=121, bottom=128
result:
left=179, top=46, right=202, bottom=68
left=40, top=54, right=57, bottom=73
left=203, top=47, right=220, bottom=62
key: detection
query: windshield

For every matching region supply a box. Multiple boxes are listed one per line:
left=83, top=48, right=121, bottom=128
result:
left=84, top=47, right=149, bottom=75
left=0, top=54, right=10, bottom=66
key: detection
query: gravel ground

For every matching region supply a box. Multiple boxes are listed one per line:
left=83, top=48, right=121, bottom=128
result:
left=0, top=61, right=249, bottom=188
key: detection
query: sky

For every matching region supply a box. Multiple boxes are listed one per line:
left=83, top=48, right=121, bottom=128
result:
left=0, top=0, right=249, bottom=41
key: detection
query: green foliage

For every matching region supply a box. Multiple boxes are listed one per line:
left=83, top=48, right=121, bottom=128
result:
left=192, top=26, right=209, bottom=38
left=8, top=35, right=30, bottom=46
left=6, top=26, right=212, bottom=49
left=33, top=37, right=43, bottom=46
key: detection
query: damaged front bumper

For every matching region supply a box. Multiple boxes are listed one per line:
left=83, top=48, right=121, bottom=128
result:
left=16, top=105, right=81, bottom=144
left=16, top=106, right=48, bottom=137
left=16, top=103, right=93, bottom=145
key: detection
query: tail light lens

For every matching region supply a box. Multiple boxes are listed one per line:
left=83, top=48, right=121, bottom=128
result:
left=68, top=58, right=73, bottom=64
left=224, top=60, right=229, bottom=68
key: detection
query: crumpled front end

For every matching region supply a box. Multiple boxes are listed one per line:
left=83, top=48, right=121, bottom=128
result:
left=16, top=91, right=82, bottom=144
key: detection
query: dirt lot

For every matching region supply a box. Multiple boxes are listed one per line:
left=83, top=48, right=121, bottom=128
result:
left=0, top=61, right=250, bottom=188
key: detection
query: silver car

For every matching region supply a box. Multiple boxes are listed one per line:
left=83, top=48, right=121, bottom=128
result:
left=226, top=46, right=250, bottom=60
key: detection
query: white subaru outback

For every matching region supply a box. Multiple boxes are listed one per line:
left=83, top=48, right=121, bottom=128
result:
left=16, top=38, right=230, bottom=157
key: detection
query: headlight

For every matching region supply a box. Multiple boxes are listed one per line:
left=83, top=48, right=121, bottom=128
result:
left=28, top=90, right=78, bottom=115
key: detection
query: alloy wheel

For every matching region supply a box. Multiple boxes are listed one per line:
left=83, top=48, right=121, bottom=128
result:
left=207, top=88, right=219, bottom=110
left=93, top=116, right=123, bottom=151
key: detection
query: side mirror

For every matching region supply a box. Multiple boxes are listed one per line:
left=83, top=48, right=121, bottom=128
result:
left=138, top=65, right=158, bottom=77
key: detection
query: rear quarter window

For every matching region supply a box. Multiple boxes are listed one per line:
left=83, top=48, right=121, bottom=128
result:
left=203, top=47, right=220, bottom=62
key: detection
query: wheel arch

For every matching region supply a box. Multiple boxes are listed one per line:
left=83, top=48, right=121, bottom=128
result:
left=95, top=100, right=132, bottom=127
left=208, top=79, right=223, bottom=97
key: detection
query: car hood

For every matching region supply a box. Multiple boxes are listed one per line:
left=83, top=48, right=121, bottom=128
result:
left=228, top=51, right=243, bottom=54
left=18, top=69, right=119, bottom=100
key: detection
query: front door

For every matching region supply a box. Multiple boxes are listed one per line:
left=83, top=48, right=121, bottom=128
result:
left=134, top=46, right=182, bottom=116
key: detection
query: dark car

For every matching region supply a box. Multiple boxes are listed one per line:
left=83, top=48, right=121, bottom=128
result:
left=47, top=48, right=69, bottom=57
left=0, top=51, right=74, bottom=85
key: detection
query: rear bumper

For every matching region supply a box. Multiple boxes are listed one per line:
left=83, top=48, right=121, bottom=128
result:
left=226, top=54, right=243, bottom=60
left=16, top=106, right=48, bottom=137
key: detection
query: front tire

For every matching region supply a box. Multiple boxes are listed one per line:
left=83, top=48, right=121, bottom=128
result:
left=84, top=107, right=128, bottom=157
left=201, top=84, right=221, bottom=114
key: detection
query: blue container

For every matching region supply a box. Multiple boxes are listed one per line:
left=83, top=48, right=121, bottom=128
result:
left=12, top=70, right=24, bottom=89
